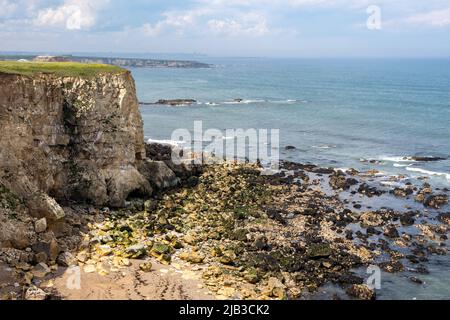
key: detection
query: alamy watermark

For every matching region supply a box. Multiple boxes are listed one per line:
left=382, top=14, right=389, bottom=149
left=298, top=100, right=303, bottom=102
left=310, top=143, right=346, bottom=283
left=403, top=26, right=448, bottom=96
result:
left=170, top=121, right=280, bottom=172
left=66, top=266, right=81, bottom=290
left=367, top=5, right=382, bottom=30
left=366, top=265, right=381, bottom=290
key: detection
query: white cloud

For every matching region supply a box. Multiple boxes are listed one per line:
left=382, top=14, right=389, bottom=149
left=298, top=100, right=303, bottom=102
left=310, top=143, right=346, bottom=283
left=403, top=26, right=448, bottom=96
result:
left=142, top=8, right=212, bottom=36
left=208, top=13, right=269, bottom=36
left=406, top=8, right=450, bottom=27
left=35, top=0, right=108, bottom=30
left=0, top=0, right=17, bottom=18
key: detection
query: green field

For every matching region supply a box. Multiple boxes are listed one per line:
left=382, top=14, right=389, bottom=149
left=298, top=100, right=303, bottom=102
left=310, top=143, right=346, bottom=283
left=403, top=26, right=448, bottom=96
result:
left=0, top=61, right=126, bottom=77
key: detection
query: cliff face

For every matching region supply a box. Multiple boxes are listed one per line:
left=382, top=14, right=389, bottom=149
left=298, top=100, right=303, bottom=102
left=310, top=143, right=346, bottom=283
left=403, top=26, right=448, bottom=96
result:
left=0, top=71, right=151, bottom=219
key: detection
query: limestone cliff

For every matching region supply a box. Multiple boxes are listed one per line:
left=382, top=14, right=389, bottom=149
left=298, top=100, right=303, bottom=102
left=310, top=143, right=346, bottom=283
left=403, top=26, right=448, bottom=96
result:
left=0, top=70, right=152, bottom=219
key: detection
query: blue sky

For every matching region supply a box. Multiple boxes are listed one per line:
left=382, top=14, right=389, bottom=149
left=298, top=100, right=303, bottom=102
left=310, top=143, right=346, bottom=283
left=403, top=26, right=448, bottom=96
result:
left=1, top=0, right=450, bottom=57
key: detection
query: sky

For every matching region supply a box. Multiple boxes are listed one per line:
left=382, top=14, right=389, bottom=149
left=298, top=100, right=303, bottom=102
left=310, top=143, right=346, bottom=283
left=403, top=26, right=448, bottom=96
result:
left=1, top=0, right=450, bottom=58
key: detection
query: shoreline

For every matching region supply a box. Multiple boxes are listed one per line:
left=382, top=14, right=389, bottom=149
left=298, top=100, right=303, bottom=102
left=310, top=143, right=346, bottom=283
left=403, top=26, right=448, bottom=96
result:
left=2, top=141, right=448, bottom=300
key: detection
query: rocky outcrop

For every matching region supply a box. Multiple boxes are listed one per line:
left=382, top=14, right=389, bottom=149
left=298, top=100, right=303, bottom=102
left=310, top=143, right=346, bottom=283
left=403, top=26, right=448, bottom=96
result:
left=0, top=70, right=151, bottom=216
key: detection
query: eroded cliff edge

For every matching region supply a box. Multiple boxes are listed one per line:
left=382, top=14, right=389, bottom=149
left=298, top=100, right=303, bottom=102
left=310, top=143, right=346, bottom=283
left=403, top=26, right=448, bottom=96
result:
left=0, top=70, right=151, bottom=221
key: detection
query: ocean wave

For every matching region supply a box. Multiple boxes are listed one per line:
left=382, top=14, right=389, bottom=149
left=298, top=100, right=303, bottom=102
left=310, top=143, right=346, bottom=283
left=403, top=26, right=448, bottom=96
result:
left=393, top=163, right=413, bottom=168
left=378, top=156, right=416, bottom=163
left=147, top=138, right=187, bottom=147
left=198, top=99, right=304, bottom=106
left=406, top=167, right=450, bottom=180
left=312, top=144, right=336, bottom=149
left=223, top=99, right=266, bottom=105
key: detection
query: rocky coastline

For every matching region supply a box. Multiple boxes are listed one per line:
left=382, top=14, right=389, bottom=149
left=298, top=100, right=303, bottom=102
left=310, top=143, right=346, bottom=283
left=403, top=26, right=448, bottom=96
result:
left=0, top=68, right=449, bottom=300
left=1, top=140, right=449, bottom=300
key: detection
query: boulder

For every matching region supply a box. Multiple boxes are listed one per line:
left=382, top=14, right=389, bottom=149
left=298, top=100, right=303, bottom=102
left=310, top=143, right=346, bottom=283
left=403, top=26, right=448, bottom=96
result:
left=138, top=160, right=180, bottom=190
left=35, top=218, right=47, bottom=233
left=105, top=168, right=152, bottom=207
left=32, top=238, right=60, bottom=262
left=25, top=286, right=48, bottom=300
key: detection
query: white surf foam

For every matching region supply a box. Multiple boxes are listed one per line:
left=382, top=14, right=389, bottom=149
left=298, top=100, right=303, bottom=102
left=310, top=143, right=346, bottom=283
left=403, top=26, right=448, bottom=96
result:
left=406, top=167, right=450, bottom=180
left=393, top=163, right=413, bottom=168
left=223, top=99, right=266, bottom=105
left=378, top=156, right=416, bottom=163
left=147, top=139, right=187, bottom=147
left=312, top=145, right=336, bottom=149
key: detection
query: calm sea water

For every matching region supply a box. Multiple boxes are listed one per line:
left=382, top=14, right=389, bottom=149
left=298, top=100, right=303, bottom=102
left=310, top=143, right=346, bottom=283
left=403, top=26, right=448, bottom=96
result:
left=133, top=58, right=450, bottom=186
left=133, top=58, right=450, bottom=299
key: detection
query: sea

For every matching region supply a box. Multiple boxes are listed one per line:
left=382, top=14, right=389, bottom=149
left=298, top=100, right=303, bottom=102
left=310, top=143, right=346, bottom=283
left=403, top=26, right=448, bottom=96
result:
left=134, top=57, right=450, bottom=189
left=131, top=57, right=450, bottom=299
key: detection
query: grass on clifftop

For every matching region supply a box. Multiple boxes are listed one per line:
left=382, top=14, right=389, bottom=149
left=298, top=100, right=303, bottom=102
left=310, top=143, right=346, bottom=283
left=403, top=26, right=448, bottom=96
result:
left=0, top=61, right=125, bottom=77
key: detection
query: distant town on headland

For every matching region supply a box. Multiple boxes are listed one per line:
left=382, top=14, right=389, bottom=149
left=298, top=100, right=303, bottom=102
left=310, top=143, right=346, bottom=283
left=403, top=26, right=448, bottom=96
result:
left=0, top=54, right=211, bottom=69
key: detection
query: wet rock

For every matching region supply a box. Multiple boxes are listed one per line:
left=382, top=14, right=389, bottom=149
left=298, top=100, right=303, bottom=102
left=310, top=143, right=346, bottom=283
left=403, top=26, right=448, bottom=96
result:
left=415, top=183, right=433, bottom=203
left=145, top=142, right=173, bottom=161
left=379, top=260, right=404, bottom=273
left=329, top=171, right=358, bottom=190
left=391, top=187, right=414, bottom=198
left=410, top=277, right=423, bottom=285
left=424, top=194, right=448, bottom=209
left=437, top=212, right=450, bottom=225
left=416, top=265, right=430, bottom=274
left=338, top=274, right=364, bottom=285
left=400, top=214, right=415, bottom=227
left=384, top=225, right=400, bottom=239
left=358, top=184, right=383, bottom=197
left=366, top=227, right=381, bottom=236
left=156, top=99, right=197, bottom=106
left=345, top=230, right=354, bottom=240
left=313, top=167, right=335, bottom=174
left=346, top=168, right=360, bottom=176
left=34, top=218, right=47, bottom=233
left=285, top=146, right=297, bottom=150
left=346, top=284, right=376, bottom=300
left=25, top=286, right=47, bottom=300
left=408, top=156, right=446, bottom=162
